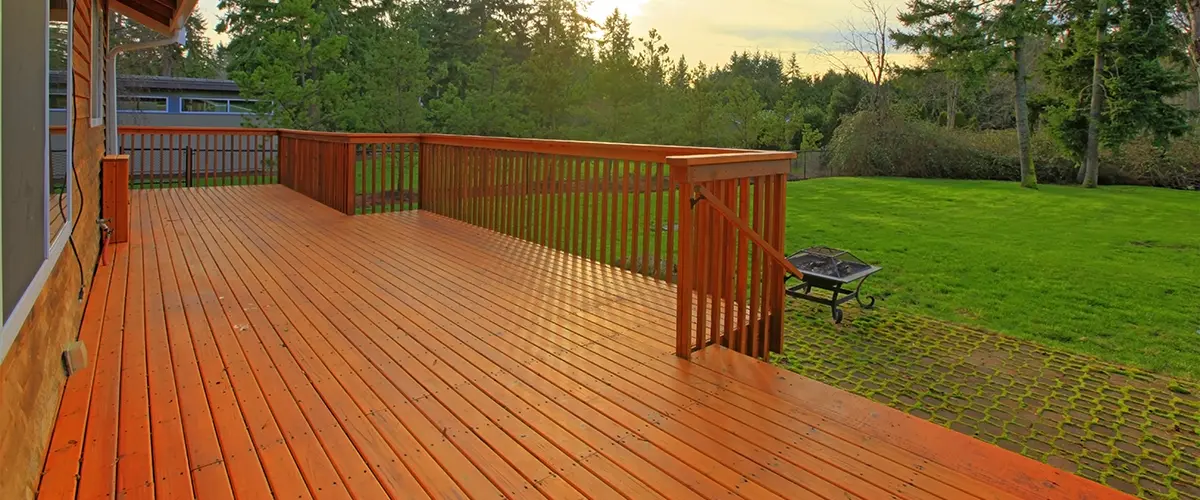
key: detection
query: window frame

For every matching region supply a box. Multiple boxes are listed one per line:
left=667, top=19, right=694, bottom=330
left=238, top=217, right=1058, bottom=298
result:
left=0, top=0, right=77, bottom=362
left=116, top=94, right=169, bottom=113
left=89, top=0, right=103, bottom=127
left=180, top=97, right=231, bottom=114
left=181, top=97, right=261, bottom=115
left=49, top=92, right=68, bottom=111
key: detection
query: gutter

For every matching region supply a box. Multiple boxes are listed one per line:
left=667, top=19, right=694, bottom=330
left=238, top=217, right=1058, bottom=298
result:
left=105, top=22, right=187, bottom=154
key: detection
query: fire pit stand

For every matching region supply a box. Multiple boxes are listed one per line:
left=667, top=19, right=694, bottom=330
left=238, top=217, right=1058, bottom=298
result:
left=784, top=247, right=881, bottom=323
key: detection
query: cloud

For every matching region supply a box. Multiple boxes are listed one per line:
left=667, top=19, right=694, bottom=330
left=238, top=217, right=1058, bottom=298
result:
left=714, top=27, right=845, bottom=48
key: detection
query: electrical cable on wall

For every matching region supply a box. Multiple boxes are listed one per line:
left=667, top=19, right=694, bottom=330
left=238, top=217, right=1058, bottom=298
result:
left=64, top=86, right=87, bottom=301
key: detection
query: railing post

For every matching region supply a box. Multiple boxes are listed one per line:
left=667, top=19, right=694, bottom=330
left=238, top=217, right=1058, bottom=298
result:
left=666, top=152, right=796, bottom=361
left=102, top=155, right=131, bottom=244
left=670, top=159, right=695, bottom=359
left=418, top=140, right=427, bottom=210
left=345, top=142, right=357, bottom=215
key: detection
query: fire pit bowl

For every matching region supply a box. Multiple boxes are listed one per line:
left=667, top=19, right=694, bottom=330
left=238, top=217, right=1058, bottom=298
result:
left=785, top=246, right=881, bottom=323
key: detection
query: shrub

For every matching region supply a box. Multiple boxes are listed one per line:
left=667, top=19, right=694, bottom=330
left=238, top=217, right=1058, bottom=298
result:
left=826, top=111, right=1200, bottom=189
left=826, top=111, right=1019, bottom=181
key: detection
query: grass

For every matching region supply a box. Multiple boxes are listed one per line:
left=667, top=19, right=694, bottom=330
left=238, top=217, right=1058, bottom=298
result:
left=784, top=177, right=1200, bottom=379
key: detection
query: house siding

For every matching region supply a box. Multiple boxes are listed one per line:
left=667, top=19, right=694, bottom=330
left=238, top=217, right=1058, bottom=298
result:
left=0, top=0, right=104, bottom=497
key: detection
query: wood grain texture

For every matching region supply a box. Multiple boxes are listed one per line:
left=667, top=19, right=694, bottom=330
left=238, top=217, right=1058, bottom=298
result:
left=33, top=185, right=1125, bottom=500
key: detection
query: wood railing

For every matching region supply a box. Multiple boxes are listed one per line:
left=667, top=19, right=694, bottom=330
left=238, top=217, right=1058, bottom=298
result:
left=103, top=126, right=796, bottom=361
left=419, top=134, right=740, bottom=280
left=276, top=130, right=422, bottom=215
left=669, top=152, right=797, bottom=359
left=117, top=127, right=278, bottom=188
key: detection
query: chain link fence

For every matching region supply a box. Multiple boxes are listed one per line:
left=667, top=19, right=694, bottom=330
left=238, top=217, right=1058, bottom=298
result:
left=789, top=149, right=837, bottom=180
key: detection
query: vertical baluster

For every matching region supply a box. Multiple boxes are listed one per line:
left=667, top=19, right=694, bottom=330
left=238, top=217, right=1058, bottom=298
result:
left=695, top=183, right=709, bottom=348
left=523, top=152, right=533, bottom=241
left=619, top=159, right=630, bottom=269
left=504, top=152, right=515, bottom=235
left=653, top=162, right=664, bottom=278
left=723, top=180, right=737, bottom=347
left=391, top=143, right=400, bottom=212
left=154, top=133, right=161, bottom=188
left=541, top=154, right=551, bottom=247
left=708, top=181, right=722, bottom=345
left=588, top=158, right=599, bottom=261
left=666, top=175, right=677, bottom=283
left=756, top=174, right=772, bottom=357
left=602, top=159, right=613, bottom=265
left=630, top=161, right=642, bottom=273
left=736, top=177, right=751, bottom=354
left=770, top=173, right=787, bottom=354
left=576, top=155, right=585, bottom=255
left=642, top=162, right=653, bottom=276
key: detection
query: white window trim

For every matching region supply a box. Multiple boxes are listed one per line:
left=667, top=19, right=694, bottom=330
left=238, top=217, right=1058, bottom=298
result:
left=0, top=220, right=73, bottom=362
left=1, top=0, right=77, bottom=363
left=89, top=0, right=103, bottom=127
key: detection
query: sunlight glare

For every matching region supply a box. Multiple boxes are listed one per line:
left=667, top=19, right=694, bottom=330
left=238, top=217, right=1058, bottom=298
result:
left=586, top=0, right=649, bottom=20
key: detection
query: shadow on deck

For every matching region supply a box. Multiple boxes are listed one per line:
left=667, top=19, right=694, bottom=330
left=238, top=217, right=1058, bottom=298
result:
left=37, top=185, right=1122, bottom=499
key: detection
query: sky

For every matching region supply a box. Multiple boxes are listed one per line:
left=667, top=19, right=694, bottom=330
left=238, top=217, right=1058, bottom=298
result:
left=194, top=0, right=920, bottom=75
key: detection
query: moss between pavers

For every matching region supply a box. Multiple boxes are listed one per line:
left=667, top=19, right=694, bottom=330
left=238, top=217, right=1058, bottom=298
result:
left=775, top=299, right=1200, bottom=500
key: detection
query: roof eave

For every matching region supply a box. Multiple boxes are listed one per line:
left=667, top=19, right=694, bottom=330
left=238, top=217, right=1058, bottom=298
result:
left=112, top=0, right=199, bottom=36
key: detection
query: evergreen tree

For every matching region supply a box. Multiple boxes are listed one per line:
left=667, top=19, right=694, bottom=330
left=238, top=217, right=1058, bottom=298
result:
left=219, top=0, right=353, bottom=130
left=1042, top=0, right=1193, bottom=186
left=109, top=12, right=222, bottom=78
left=894, top=0, right=1050, bottom=188
left=429, top=22, right=530, bottom=136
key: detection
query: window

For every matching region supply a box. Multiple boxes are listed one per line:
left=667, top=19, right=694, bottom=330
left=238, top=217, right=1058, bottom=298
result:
left=3, top=0, right=74, bottom=359
left=117, top=96, right=167, bottom=112
left=49, top=93, right=68, bottom=110
left=182, top=97, right=260, bottom=114
left=228, top=99, right=257, bottom=114
left=90, top=0, right=103, bottom=125
left=182, top=98, right=227, bottom=113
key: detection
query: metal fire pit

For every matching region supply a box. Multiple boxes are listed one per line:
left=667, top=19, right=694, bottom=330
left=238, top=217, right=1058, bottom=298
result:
left=785, top=246, right=880, bottom=323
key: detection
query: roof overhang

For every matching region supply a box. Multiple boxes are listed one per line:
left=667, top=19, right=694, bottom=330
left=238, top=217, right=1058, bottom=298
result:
left=113, top=0, right=199, bottom=35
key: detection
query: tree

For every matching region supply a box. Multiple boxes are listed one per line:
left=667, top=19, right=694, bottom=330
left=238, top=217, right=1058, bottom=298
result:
left=522, top=0, right=592, bottom=138
left=429, top=22, right=529, bottom=135
left=720, top=78, right=766, bottom=148
left=894, top=0, right=1002, bottom=128
left=220, top=0, right=353, bottom=130
left=1043, top=0, right=1193, bottom=186
left=829, top=0, right=894, bottom=111
left=111, top=12, right=222, bottom=78
left=591, top=10, right=643, bottom=142
left=351, top=2, right=433, bottom=133
left=894, top=0, right=1048, bottom=188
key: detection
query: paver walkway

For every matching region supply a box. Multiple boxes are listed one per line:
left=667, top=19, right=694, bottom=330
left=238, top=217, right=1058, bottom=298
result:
left=778, top=301, right=1200, bottom=499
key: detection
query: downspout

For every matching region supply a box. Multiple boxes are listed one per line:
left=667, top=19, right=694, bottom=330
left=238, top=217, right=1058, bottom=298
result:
left=105, top=23, right=186, bottom=154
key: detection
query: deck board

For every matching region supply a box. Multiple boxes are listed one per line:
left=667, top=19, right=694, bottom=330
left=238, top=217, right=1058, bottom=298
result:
left=38, top=185, right=1125, bottom=500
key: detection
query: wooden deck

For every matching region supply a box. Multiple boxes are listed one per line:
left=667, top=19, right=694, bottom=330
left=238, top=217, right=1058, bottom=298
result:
left=37, top=185, right=1122, bottom=500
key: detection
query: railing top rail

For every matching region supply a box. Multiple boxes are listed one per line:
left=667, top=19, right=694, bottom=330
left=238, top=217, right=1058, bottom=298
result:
left=420, top=133, right=755, bottom=163
left=103, top=127, right=795, bottom=167
left=277, top=129, right=423, bottom=144
left=666, top=151, right=797, bottom=166
left=668, top=151, right=796, bottom=183
left=115, top=125, right=281, bottom=135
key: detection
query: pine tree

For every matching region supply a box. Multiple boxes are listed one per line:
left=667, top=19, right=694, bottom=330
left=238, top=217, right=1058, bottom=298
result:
left=1042, top=0, right=1193, bottom=187
left=894, top=0, right=1049, bottom=188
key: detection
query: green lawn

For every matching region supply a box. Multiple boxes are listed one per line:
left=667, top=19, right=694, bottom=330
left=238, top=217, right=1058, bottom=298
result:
left=784, top=177, right=1200, bottom=379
